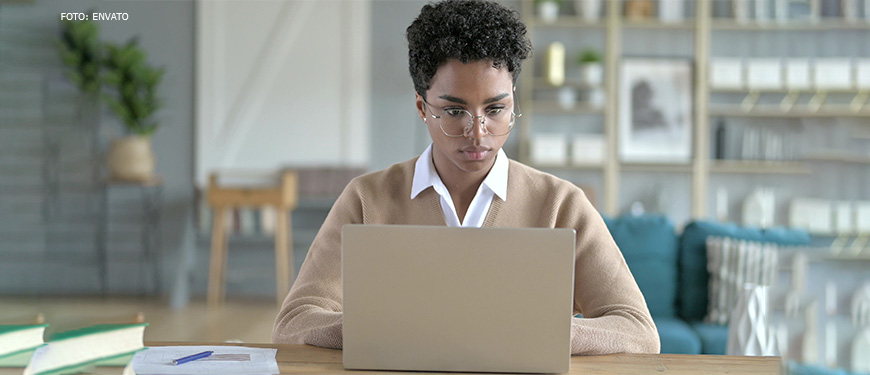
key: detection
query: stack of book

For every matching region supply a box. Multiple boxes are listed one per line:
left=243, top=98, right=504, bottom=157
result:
left=23, top=323, right=147, bottom=375
left=0, top=324, right=48, bottom=371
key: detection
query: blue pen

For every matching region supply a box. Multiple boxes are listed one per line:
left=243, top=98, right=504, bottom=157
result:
left=172, top=350, right=214, bottom=365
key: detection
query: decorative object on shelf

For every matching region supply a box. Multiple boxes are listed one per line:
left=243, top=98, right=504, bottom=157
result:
left=755, top=0, right=768, bottom=21
left=826, top=281, right=838, bottom=316
left=706, top=236, right=779, bottom=325
left=853, top=283, right=870, bottom=327
left=530, top=133, right=568, bottom=165
left=557, top=86, right=577, bottom=109
left=774, top=0, right=789, bottom=23
left=536, top=0, right=561, bottom=23
left=710, top=58, right=745, bottom=90
left=786, top=252, right=809, bottom=318
left=545, top=42, right=566, bottom=86
left=576, top=48, right=603, bottom=86
left=102, top=38, right=166, bottom=182
left=834, top=201, right=854, bottom=234
left=618, top=59, right=692, bottom=163
left=855, top=60, right=870, bottom=89
left=714, top=118, right=727, bottom=159
left=624, top=0, right=654, bottom=20
left=789, top=198, right=834, bottom=234
left=825, top=319, right=837, bottom=368
left=733, top=0, right=750, bottom=23
left=571, top=133, right=604, bottom=164
left=576, top=48, right=604, bottom=108
left=803, top=299, right=820, bottom=364
left=106, top=136, right=156, bottom=182
left=658, top=0, right=684, bottom=23
left=746, top=59, right=783, bottom=90
left=814, top=59, right=854, bottom=90
left=841, top=0, right=858, bottom=22
left=726, top=283, right=777, bottom=356
left=574, top=0, right=602, bottom=21
left=581, top=88, right=605, bottom=108
left=716, top=187, right=729, bottom=222
left=857, top=202, right=870, bottom=233
left=741, top=126, right=759, bottom=160
left=743, top=188, right=775, bottom=228
left=785, top=59, right=812, bottom=90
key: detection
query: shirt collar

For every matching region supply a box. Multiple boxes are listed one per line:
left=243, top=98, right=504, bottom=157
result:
left=411, top=144, right=508, bottom=201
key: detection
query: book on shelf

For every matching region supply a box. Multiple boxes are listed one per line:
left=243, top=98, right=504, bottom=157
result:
left=0, top=324, right=48, bottom=368
left=23, top=323, right=146, bottom=375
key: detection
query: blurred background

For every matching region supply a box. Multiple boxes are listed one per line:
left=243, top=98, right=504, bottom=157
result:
left=0, top=0, right=868, bottom=373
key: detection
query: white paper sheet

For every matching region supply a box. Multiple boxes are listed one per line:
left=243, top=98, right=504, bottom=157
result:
left=131, top=346, right=279, bottom=375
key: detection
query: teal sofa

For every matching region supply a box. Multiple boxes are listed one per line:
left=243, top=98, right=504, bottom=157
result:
left=603, top=214, right=811, bottom=354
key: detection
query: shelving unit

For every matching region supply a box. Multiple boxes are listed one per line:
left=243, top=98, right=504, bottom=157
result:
left=518, top=0, right=870, bottom=220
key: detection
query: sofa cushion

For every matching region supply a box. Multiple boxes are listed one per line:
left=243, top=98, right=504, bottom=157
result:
left=604, top=214, right=678, bottom=318
left=678, top=220, right=811, bottom=322
left=690, top=321, right=728, bottom=355
left=656, top=317, right=702, bottom=354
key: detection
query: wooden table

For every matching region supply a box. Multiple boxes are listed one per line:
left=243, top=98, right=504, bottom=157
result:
left=145, top=342, right=782, bottom=374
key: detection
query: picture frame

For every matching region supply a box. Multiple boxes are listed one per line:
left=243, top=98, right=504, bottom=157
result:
left=619, top=58, right=693, bottom=163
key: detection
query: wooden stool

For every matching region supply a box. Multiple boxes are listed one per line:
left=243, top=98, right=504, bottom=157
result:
left=207, top=171, right=298, bottom=307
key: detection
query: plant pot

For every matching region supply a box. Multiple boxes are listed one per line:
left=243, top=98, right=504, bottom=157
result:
left=580, top=88, right=605, bottom=108
left=580, top=63, right=603, bottom=86
left=537, top=1, right=560, bottom=23
left=575, top=0, right=602, bottom=21
left=733, top=0, right=749, bottom=23
left=658, top=0, right=684, bottom=23
left=558, top=87, right=577, bottom=109
left=107, top=135, right=155, bottom=182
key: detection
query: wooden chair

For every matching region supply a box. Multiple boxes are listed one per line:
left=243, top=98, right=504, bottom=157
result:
left=207, top=171, right=298, bottom=307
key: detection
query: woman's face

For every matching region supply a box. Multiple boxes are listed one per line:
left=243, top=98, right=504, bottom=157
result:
left=415, top=59, right=515, bottom=181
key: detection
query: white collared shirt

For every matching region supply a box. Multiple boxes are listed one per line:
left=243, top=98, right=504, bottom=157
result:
left=410, top=144, right=508, bottom=228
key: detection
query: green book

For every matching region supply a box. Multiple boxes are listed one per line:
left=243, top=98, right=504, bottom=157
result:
left=34, top=349, right=145, bottom=375
left=0, top=324, right=48, bottom=361
left=0, top=345, right=44, bottom=367
left=24, top=323, right=147, bottom=375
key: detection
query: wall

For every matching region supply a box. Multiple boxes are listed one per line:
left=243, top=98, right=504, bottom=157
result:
left=195, top=1, right=371, bottom=186
left=0, top=0, right=194, bottom=296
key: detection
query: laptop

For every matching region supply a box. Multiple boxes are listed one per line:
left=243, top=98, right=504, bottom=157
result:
left=341, top=225, right=576, bottom=373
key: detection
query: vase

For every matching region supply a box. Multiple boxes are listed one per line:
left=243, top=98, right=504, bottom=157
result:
left=558, top=87, right=577, bottom=109
left=575, top=0, right=602, bottom=21
left=659, top=0, right=684, bottom=23
left=545, top=42, right=566, bottom=86
left=842, top=0, right=857, bottom=22
left=733, top=0, right=749, bottom=23
left=107, top=135, right=155, bottom=182
left=727, top=283, right=777, bottom=356
left=580, top=63, right=603, bottom=86
left=537, top=1, right=559, bottom=23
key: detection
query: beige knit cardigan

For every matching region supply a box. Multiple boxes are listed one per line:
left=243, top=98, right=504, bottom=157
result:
left=272, top=158, right=660, bottom=355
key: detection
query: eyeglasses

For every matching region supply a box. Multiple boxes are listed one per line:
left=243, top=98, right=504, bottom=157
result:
left=422, top=97, right=521, bottom=137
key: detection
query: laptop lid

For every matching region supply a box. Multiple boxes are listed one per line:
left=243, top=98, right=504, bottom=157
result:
left=342, top=225, right=575, bottom=373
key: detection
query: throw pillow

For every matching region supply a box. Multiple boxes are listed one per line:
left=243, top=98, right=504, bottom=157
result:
left=705, top=236, right=779, bottom=325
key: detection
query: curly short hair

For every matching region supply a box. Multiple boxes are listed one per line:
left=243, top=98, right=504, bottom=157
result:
left=406, top=0, right=533, bottom=98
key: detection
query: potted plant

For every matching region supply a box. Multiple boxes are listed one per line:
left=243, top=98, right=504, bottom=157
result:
left=576, top=48, right=603, bottom=86
left=535, top=0, right=561, bottom=23
left=576, top=48, right=604, bottom=107
left=57, top=17, right=102, bottom=123
left=574, top=0, right=602, bottom=22
left=101, top=37, right=165, bottom=182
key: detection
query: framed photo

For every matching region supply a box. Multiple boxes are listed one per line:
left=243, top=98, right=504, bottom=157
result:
left=619, top=58, right=693, bottom=163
